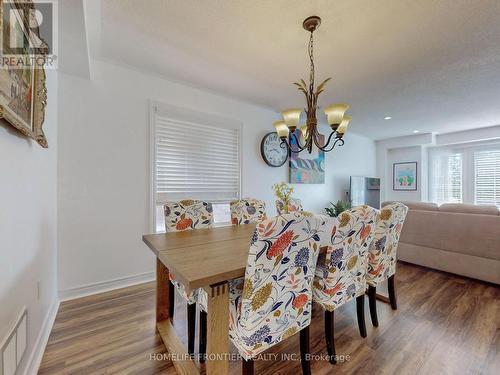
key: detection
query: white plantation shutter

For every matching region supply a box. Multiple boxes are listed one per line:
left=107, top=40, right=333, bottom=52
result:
left=474, top=150, right=500, bottom=206
left=429, top=151, right=463, bottom=204
left=152, top=103, right=241, bottom=207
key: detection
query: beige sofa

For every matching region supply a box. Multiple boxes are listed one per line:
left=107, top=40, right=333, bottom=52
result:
left=382, top=201, right=500, bottom=284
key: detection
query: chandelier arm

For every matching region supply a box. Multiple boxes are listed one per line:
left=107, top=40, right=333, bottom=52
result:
left=279, top=133, right=308, bottom=154
left=319, top=137, right=345, bottom=152
left=314, top=130, right=336, bottom=150
left=290, top=132, right=308, bottom=152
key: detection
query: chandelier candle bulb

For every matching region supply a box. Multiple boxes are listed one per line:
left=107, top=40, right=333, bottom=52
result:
left=336, top=115, right=352, bottom=137
left=324, top=103, right=350, bottom=128
left=300, top=124, right=309, bottom=140
left=274, top=120, right=290, bottom=139
left=281, top=108, right=303, bottom=131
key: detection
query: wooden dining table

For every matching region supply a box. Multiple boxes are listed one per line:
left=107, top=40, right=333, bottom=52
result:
left=143, top=223, right=390, bottom=375
left=143, top=224, right=257, bottom=375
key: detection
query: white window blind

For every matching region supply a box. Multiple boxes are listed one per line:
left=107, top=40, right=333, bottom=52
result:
left=429, top=151, right=463, bottom=204
left=152, top=103, right=241, bottom=230
left=474, top=150, right=500, bottom=206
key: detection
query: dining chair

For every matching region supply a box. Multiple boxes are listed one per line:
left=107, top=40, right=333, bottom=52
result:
left=198, top=212, right=330, bottom=374
left=195, top=198, right=268, bottom=363
left=366, top=202, right=408, bottom=326
left=230, top=198, right=267, bottom=225
left=312, top=205, right=377, bottom=364
left=163, top=199, right=213, bottom=355
left=275, top=197, right=303, bottom=215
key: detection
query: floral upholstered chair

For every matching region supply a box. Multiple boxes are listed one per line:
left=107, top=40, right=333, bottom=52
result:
left=163, top=199, right=213, bottom=355
left=275, top=197, right=303, bottom=215
left=198, top=212, right=330, bottom=373
left=366, top=202, right=408, bottom=326
left=312, top=205, right=377, bottom=364
left=230, top=198, right=267, bottom=225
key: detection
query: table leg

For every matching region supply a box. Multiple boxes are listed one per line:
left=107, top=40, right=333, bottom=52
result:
left=156, top=258, right=170, bottom=322
left=205, top=282, right=230, bottom=375
left=156, top=258, right=200, bottom=374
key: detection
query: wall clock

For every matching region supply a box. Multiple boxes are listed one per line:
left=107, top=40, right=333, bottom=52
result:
left=260, top=132, right=288, bottom=167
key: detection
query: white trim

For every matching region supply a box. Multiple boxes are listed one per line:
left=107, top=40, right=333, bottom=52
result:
left=22, top=300, right=59, bottom=375
left=58, top=271, right=155, bottom=302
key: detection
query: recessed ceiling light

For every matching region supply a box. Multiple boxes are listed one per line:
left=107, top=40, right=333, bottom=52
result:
left=413, top=130, right=420, bottom=134
left=384, top=116, right=392, bottom=120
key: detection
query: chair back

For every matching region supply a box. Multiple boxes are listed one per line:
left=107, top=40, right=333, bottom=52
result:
left=367, top=202, right=408, bottom=286
left=230, top=198, right=267, bottom=225
left=275, top=198, right=303, bottom=215
left=313, top=205, right=378, bottom=311
left=164, top=199, right=213, bottom=232
left=234, top=212, right=330, bottom=356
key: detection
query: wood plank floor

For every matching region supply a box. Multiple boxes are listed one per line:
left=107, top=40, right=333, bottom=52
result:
left=39, top=262, right=500, bottom=375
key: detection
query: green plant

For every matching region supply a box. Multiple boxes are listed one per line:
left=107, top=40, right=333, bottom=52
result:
left=325, top=200, right=352, bottom=217
left=272, top=182, right=295, bottom=213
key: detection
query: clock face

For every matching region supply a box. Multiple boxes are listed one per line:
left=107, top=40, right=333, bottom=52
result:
left=261, top=132, right=288, bottom=167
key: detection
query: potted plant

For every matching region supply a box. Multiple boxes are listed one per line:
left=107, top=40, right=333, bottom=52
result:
left=325, top=200, right=352, bottom=217
left=273, top=182, right=295, bottom=214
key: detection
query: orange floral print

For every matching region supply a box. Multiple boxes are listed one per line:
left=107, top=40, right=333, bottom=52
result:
left=267, top=230, right=294, bottom=258
left=292, top=294, right=308, bottom=309
left=324, top=283, right=344, bottom=296
left=360, top=225, right=372, bottom=240
left=176, top=217, right=193, bottom=231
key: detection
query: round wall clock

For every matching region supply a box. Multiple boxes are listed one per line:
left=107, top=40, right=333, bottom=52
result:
left=260, top=132, right=288, bottom=167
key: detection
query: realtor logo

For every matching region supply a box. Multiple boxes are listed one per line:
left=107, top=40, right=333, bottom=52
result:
left=0, top=0, right=58, bottom=69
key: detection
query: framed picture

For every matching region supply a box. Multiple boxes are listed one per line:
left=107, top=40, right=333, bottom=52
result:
left=289, top=129, right=325, bottom=184
left=393, top=162, right=417, bottom=191
left=0, top=0, right=48, bottom=147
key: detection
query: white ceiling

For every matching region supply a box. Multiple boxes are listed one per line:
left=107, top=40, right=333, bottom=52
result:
left=86, top=0, right=500, bottom=140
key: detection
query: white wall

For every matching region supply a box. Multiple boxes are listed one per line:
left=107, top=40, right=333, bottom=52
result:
left=376, top=125, right=500, bottom=203
left=0, top=70, right=58, bottom=374
left=57, top=59, right=376, bottom=294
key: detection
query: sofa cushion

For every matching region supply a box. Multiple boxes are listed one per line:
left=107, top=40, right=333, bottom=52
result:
left=439, top=203, right=499, bottom=216
left=382, top=201, right=438, bottom=211
left=399, top=209, right=500, bottom=261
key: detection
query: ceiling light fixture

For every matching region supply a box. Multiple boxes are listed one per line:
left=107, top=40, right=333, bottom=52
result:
left=413, top=130, right=420, bottom=134
left=273, top=16, right=350, bottom=154
left=384, top=116, right=392, bottom=120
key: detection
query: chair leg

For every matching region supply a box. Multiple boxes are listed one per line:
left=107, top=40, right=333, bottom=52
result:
left=388, top=275, right=397, bottom=310
left=199, top=310, right=207, bottom=363
left=242, top=358, right=254, bottom=375
left=324, top=310, right=336, bottom=364
left=300, top=326, right=311, bottom=375
left=368, top=285, right=379, bottom=327
left=356, top=295, right=367, bottom=338
left=169, top=282, right=175, bottom=318
left=187, top=303, right=196, bottom=356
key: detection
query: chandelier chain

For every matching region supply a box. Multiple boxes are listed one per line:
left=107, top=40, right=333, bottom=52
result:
left=308, top=31, right=315, bottom=94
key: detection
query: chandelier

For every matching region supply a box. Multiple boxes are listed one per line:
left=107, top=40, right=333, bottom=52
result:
left=273, top=16, right=351, bottom=154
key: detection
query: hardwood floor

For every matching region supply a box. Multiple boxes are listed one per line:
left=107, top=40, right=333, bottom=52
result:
left=39, top=262, right=500, bottom=374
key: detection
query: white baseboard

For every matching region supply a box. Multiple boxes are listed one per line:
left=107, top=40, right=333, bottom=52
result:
left=23, top=300, right=59, bottom=375
left=58, top=271, right=156, bottom=302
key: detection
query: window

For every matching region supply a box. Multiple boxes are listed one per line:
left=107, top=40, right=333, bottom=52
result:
left=151, top=103, right=241, bottom=232
left=429, top=143, right=500, bottom=207
left=429, top=152, right=463, bottom=204
left=474, top=150, right=500, bottom=206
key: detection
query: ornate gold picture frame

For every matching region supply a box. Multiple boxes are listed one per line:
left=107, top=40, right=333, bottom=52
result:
left=0, top=0, right=48, bottom=148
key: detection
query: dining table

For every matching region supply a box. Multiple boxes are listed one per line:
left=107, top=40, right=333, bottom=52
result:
left=142, top=223, right=390, bottom=375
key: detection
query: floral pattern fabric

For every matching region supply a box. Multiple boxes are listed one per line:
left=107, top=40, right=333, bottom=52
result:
left=367, top=203, right=408, bottom=286
left=275, top=198, right=303, bottom=215
left=228, top=212, right=331, bottom=359
left=164, top=199, right=214, bottom=304
left=230, top=199, right=267, bottom=225
left=313, top=205, right=378, bottom=312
